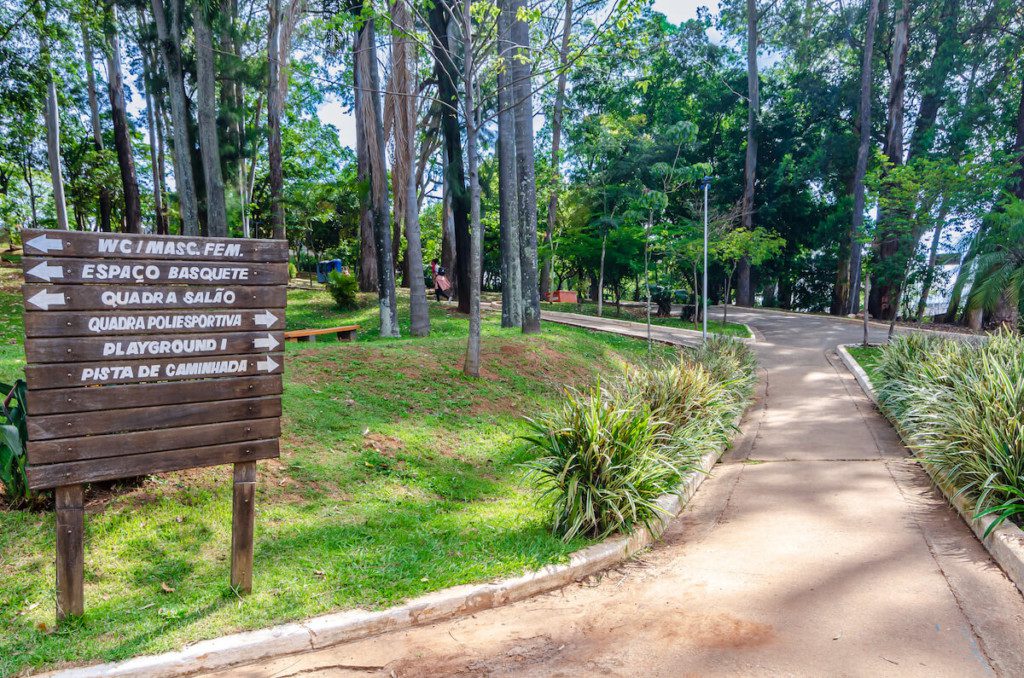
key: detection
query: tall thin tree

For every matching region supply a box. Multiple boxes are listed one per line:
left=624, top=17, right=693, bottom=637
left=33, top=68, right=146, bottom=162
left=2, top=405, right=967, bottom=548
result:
left=151, top=0, right=200, bottom=235
left=105, top=3, right=142, bottom=232
left=847, top=0, right=881, bottom=314
left=511, top=0, right=541, bottom=333
left=194, top=0, right=229, bottom=236
left=81, top=23, right=113, bottom=232
left=497, top=0, right=522, bottom=328
left=390, top=0, right=429, bottom=336
left=351, top=0, right=399, bottom=337
left=540, top=0, right=573, bottom=300
left=736, top=0, right=759, bottom=307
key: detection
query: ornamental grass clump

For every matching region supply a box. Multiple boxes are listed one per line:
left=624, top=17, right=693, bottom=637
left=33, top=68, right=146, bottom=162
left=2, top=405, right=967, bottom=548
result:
left=523, top=385, right=680, bottom=541
left=875, top=332, right=1024, bottom=533
left=526, top=338, right=755, bottom=542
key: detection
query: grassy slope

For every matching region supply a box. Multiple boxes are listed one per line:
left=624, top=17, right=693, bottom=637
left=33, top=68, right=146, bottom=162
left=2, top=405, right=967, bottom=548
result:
left=542, top=301, right=751, bottom=338
left=0, top=268, right=674, bottom=675
left=846, top=345, right=883, bottom=384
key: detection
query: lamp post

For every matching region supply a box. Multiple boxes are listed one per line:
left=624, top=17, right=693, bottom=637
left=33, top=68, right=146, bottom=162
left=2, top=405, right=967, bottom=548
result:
left=700, top=176, right=712, bottom=342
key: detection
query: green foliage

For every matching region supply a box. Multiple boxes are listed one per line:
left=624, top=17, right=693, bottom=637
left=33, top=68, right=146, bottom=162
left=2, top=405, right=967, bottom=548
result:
left=966, top=198, right=1024, bottom=328
left=525, top=338, right=755, bottom=541
left=288, top=261, right=298, bottom=279
left=0, top=379, right=30, bottom=505
left=325, top=270, right=358, bottom=310
left=647, top=284, right=675, bottom=316
left=874, top=333, right=1024, bottom=531
left=524, top=385, right=680, bottom=541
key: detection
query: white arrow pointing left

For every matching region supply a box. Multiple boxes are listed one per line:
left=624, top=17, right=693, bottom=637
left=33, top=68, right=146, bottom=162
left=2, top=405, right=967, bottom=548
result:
left=26, top=234, right=63, bottom=254
left=25, top=262, right=63, bottom=282
left=257, top=356, right=280, bottom=373
left=253, top=334, right=279, bottom=351
left=28, top=290, right=67, bottom=310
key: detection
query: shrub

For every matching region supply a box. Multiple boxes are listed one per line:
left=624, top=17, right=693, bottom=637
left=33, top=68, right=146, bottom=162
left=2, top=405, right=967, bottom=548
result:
left=875, top=332, right=1024, bottom=533
left=524, top=385, right=680, bottom=541
left=648, top=285, right=674, bottom=317
left=325, top=271, right=358, bottom=310
left=525, top=337, right=756, bottom=542
left=288, top=261, right=298, bottom=279
left=1, top=380, right=31, bottom=505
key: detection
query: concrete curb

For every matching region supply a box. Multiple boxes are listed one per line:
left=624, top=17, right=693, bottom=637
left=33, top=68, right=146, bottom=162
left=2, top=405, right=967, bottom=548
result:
left=42, top=425, right=732, bottom=678
left=540, top=310, right=755, bottom=344
left=836, top=343, right=1024, bottom=598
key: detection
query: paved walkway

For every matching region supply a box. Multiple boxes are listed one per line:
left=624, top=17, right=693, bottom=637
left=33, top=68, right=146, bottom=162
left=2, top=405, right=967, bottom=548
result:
left=214, top=308, right=1024, bottom=677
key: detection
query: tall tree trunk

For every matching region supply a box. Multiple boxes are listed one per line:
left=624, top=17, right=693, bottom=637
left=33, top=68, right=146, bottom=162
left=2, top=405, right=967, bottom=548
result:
left=267, top=0, right=285, bottom=239
left=737, top=0, right=759, bottom=307
left=915, top=206, right=946, bottom=322
left=105, top=3, right=142, bottom=233
left=353, top=17, right=376, bottom=291
left=497, top=0, right=522, bottom=328
left=154, top=95, right=170, bottom=234
left=81, top=23, right=112, bottom=232
left=1013, top=76, right=1024, bottom=200
left=24, top=153, right=39, bottom=228
left=597, top=233, right=606, bottom=317
left=441, top=153, right=457, bottom=296
left=429, top=0, right=472, bottom=314
left=391, top=0, right=429, bottom=336
left=540, top=0, right=573, bottom=300
left=351, top=0, right=399, bottom=337
left=868, top=0, right=911, bottom=319
left=41, top=50, right=69, bottom=230
left=152, top=0, right=200, bottom=235
left=907, top=0, right=958, bottom=159
left=134, top=7, right=167, bottom=235
left=194, top=3, right=228, bottom=237
left=846, top=0, right=881, bottom=314
left=511, top=0, right=541, bottom=333
left=218, top=0, right=240, bottom=181
left=462, top=0, right=482, bottom=376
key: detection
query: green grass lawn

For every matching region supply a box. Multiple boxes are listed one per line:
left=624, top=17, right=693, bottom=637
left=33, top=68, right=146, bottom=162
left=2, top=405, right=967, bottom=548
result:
left=542, top=301, right=751, bottom=338
left=846, top=345, right=883, bottom=384
left=0, top=267, right=675, bottom=676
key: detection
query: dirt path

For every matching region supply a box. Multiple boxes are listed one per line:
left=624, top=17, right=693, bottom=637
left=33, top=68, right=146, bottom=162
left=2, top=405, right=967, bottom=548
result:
left=211, top=308, right=1024, bottom=677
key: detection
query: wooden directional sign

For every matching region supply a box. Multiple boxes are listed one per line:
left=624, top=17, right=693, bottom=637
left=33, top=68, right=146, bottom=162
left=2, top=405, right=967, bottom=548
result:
left=19, top=229, right=289, bottom=620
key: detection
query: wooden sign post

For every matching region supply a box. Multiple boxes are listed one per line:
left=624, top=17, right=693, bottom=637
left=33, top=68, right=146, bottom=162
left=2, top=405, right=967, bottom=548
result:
left=19, top=229, right=288, bottom=622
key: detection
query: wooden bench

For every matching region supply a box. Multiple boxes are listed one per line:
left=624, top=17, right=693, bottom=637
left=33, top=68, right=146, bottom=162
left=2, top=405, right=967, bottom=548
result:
left=284, top=325, right=359, bottom=343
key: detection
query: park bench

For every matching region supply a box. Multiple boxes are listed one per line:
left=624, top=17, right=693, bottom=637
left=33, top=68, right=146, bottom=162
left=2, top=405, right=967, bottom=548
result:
left=284, top=325, right=359, bottom=343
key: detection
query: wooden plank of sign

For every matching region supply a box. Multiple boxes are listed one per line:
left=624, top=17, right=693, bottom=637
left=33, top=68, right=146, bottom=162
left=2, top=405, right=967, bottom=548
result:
left=27, top=375, right=282, bottom=416
left=26, top=352, right=283, bottom=390
left=55, top=485, right=84, bottom=619
left=26, top=439, right=280, bottom=489
left=27, top=418, right=282, bottom=465
left=26, top=331, right=285, bottom=364
left=24, top=308, right=286, bottom=338
left=21, top=229, right=288, bottom=263
left=231, top=461, right=257, bottom=593
left=22, top=257, right=288, bottom=286
left=23, top=284, right=286, bottom=312
left=28, top=395, right=281, bottom=440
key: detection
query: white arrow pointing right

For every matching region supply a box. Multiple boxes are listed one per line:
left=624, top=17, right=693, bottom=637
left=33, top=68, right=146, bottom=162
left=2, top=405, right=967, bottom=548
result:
left=254, top=310, right=278, bottom=328
left=26, top=234, right=64, bottom=254
left=27, top=289, right=67, bottom=310
left=257, top=356, right=280, bottom=373
left=253, top=334, right=279, bottom=351
left=25, top=262, right=64, bottom=282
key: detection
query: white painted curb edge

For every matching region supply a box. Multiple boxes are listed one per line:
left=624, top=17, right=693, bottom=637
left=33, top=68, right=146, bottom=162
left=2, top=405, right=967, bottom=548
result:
left=42, top=428, right=730, bottom=678
left=836, top=343, right=1024, bottom=598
